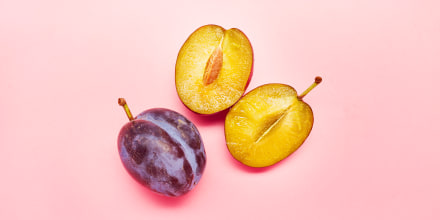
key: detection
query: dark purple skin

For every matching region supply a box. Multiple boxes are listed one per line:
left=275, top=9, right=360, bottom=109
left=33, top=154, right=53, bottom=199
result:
left=117, top=108, right=206, bottom=197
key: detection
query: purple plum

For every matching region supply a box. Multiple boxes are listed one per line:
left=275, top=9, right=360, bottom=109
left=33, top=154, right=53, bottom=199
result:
left=117, top=98, right=206, bottom=197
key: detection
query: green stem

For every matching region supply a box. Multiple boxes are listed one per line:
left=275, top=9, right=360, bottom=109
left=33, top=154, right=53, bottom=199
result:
left=298, top=76, right=322, bottom=100
left=118, top=98, right=134, bottom=121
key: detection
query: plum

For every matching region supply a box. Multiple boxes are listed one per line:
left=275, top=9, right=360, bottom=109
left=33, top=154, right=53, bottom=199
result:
left=175, top=24, right=254, bottom=114
left=117, top=98, right=206, bottom=197
left=225, top=77, right=322, bottom=167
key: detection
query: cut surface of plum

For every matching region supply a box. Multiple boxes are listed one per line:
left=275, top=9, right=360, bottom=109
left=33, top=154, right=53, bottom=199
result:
left=225, top=77, right=322, bottom=168
left=176, top=25, right=253, bottom=114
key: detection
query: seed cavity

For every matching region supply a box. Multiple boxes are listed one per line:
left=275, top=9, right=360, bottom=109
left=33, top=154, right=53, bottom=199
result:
left=255, top=108, right=290, bottom=144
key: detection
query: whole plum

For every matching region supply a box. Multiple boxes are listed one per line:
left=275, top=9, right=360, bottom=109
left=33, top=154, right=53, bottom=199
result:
left=117, top=98, right=206, bottom=197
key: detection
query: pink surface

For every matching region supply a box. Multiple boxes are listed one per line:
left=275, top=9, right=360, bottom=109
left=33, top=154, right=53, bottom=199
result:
left=1, top=0, right=440, bottom=219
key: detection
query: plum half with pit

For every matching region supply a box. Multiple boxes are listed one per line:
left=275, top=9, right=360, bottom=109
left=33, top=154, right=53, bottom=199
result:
left=175, top=24, right=254, bottom=114
left=117, top=98, right=206, bottom=197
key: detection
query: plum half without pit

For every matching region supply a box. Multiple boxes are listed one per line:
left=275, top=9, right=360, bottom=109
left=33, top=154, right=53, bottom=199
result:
left=117, top=98, right=206, bottom=197
left=225, top=77, right=322, bottom=168
left=175, top=24, right=253, bottom=114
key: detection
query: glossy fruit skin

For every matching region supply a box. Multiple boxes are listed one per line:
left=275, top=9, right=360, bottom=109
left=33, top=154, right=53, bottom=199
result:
left=117, top=108, right=206, bottom=197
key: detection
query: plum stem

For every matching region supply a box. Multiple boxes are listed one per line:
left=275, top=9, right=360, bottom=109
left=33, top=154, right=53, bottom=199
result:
left=118, top=98, right=134, bottom=121
left=298, top=76, right=322, bottom=100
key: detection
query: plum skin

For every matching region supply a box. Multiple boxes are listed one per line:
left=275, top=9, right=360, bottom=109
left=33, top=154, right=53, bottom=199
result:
left=117, top=108, right=206, bottom=197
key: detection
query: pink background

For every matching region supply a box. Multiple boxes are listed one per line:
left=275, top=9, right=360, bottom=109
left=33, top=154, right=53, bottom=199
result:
left=1, top=0, right=439, bottom=219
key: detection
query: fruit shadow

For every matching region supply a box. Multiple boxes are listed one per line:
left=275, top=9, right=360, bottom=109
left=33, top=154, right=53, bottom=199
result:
left=224, top=145, right=298, bottom=173
left=180, top=106, right=229, bottom=127
left=134, top=181, right=195, bottom=207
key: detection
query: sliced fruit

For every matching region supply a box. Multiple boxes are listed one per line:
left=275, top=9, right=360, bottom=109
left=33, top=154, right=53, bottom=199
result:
left=175, top=24, right=253, bottom=114
left=225, top=77, right=322, bottom=167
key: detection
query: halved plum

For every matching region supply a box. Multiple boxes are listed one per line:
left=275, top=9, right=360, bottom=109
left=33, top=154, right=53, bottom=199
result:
left=175, top=25, right=253, bottom=114
left=225, top=77, right=322, bottom=167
